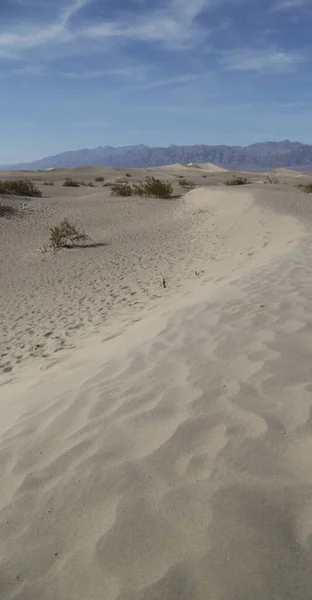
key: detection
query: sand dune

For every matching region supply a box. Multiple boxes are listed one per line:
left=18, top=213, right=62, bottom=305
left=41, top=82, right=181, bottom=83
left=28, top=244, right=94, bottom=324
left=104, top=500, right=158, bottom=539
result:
left=270, top=167, right=303, bottom=177
left=2, top=166, right=312, bottom=599
left=187, top=162, right=228, bottom=172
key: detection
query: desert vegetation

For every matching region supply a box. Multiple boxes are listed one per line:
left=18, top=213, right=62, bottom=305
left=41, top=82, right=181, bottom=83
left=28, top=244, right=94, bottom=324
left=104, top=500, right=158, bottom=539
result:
left=95, top=176, right=105, bottom=182
left=62, top=178, right=80, bottom=188
left=111, top=177, right=173, bottom=199
left=297, top=183, right=312, bottom=193
left=0, top=203, right=17, bottom=218
left=49, top=220, right=88, bottom=249
left=111, top=181, right=133, bottom=197
left=225, top=176, right=249, bottom=186
left=43, top=181, right=54, bottom=186
left=178, top=177, right=195, bottom=190
left=265, top=174, right=280, bottom=184
left=0, top=178, right=42, bottom=197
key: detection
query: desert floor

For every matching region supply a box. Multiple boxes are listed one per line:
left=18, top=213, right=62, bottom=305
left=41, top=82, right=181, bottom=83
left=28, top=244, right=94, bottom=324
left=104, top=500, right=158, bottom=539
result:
left=1, top=164, right=312, bottom=599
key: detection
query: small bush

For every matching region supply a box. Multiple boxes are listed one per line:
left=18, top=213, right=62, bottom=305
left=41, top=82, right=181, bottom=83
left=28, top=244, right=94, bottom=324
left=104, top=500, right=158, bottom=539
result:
left=50, top=220, right=88, bottom=249
left=266, top=175, right=280, bottom=184
left=43, top=181, right=54, bottom=186
left=87, top=182, right=95, bottom=187
left=111, top=177, right=173, bottom=199
left=144, top=177, right=173, bottom=198
left=95, top=176, right=105, bottom=182
left=125, top=173, right=132, bottom=178
left=178, top=177, right=195, bottom=189
left=0, top=203, right=17, bottom=217
left=224, top=176, right=249, bottom=186
left=0, top=178, right=42, bottom=197
left=111, top=181, right=133, bottom=197
left=297, top=183, right=312, bottom=193
left=62, top=178, right=80, bottom=187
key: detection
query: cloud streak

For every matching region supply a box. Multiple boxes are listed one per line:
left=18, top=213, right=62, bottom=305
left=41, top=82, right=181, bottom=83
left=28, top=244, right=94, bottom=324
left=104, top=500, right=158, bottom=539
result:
left=220, top=48, right=304, bottom=72
left=0, top=0, right=88, bottom=57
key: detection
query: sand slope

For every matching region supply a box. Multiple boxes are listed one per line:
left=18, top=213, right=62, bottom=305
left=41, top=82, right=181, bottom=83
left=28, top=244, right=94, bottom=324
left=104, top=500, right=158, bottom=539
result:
left=2, top=168, right=312, bottom=599
left=0, top=183, right=299, bottom=375
left=187, top=162, right=228, bottom=172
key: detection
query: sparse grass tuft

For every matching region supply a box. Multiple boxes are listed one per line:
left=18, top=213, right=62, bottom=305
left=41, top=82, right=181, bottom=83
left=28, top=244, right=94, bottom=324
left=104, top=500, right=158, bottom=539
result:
left=87, top=182, right=95, bottom=187
left=50, top=220, right=88, bottom=249
left=95, top=176, right=105, bottom=182
left=297, top=183, right=312, bottom=193
left=0, top=178, right=42, bottom=197
left=62, top=178, right=80, bottom=187
left=224, top=176, right=249, bottom=186
left=43, top=181, right=54, bottom=186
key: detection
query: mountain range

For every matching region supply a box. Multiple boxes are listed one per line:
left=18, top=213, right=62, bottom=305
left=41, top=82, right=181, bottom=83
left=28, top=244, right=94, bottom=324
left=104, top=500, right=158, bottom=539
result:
left=2, top=140, right=312, bottom=171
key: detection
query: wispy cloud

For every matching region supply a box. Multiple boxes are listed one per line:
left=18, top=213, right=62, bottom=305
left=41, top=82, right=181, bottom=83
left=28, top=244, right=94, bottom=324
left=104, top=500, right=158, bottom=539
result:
left=220, top=48, right=303, bottom=72
left=83, top=0, right=211, bottom=50
left=271, top=0, right=311, bottom=10
left=0, top=0, right=88, bottom=57
left=60, top=68, right=139, bottom=80
left=0, top=0, right=212, bottom=59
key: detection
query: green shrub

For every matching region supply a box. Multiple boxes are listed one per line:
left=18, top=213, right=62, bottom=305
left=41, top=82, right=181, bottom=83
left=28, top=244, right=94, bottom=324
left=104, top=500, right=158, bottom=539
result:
left=111, top=177, right=173, bottom=199
left=178, top=177, right=195, bottom=189
left=143, top=177, right=173, bottom=198
left=297, top=183, right=312, bottom=193
left=224, top=176, right=249, bottom=186
left=95, top=176, right=105, bottom=182
left=50, top=220, right=88, bottom=249
left=111, top=181, right=133, bottom=197
left=0, top=178, right=42, bottom=197
left=62, top=178, right=80, bottom=187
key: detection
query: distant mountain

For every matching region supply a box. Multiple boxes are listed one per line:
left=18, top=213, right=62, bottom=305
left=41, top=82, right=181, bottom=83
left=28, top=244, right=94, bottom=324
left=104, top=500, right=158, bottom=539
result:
left=2, top=140, right=312, bottom=171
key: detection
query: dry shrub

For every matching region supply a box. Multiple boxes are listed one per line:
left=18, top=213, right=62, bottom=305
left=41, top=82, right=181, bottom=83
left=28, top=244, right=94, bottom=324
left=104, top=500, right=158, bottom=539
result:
left=50, top=220, right=88, bottom=249
left=297, top=183, right=312, bottom=193
left=62, top=178, right=80, bottom=187
left=224, top=176, right=249, bottom=186
left=0, top=178, right=42, bottom=197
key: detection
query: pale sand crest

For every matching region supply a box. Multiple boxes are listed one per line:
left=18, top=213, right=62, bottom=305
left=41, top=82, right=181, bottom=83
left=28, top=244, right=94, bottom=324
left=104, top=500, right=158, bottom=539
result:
left=2, top=169, right=312, bottom=599
left=187, top=162, right=229, bottom=172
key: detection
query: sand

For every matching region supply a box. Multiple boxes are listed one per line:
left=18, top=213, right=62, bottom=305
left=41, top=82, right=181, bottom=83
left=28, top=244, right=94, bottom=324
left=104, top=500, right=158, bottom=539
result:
left=1, top=165, right=312, bottom=599
left=187, top=162, right=229, bottom=172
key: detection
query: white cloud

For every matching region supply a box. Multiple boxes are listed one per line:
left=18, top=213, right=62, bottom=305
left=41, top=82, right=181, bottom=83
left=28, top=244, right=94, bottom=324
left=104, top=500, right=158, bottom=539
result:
left=271, top=0, right=311, bottom=10
left=0, top=0, right=88, bottom=57
left=0, top=0, right=212, bottom=58
left=83, top=0, right=210, bottom=49
left=220, top=48, right=303, bottom=72
left=140, top=74, right=202, bottom=89
left=60, top=68, right=137, bottom=80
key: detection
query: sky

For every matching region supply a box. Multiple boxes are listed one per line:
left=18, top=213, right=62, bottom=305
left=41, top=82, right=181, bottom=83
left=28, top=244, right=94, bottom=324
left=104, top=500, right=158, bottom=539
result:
left=0, top=0, right=312, bottom=163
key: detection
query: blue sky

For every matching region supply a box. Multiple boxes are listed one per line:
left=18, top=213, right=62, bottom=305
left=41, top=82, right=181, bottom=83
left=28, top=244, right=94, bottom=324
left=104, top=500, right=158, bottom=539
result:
left=0, top=0, right=311, bottom=163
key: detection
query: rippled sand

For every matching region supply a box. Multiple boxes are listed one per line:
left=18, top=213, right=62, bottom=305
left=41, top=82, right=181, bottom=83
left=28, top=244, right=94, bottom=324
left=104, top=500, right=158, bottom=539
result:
left=1, top=166, right=312, bottom=599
